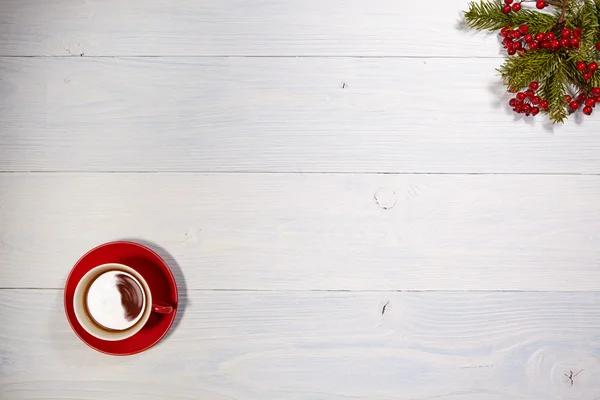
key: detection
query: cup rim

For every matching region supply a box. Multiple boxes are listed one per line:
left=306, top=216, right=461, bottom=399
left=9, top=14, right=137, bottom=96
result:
left=73, top=263, right=152, bottom=341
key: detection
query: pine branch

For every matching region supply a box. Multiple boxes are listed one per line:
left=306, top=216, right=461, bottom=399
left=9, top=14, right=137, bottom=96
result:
left=464, top=1, right=559, bottom=32
left=498, top=51, right=562, bottom=90
left=572, top=0, right=599, bottom=58
left=594, top=0, right=600, bottom=51
left=539, top=62, right=569, bottom=123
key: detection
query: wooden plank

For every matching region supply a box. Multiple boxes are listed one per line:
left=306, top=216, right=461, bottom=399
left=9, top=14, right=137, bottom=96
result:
left=0, top=0, right=499, bottom=57
left=1, top=173, right=600, bottom=291
left=2, top=57, right=600, bottom=174
left=1, top=290, right=599, bottom=399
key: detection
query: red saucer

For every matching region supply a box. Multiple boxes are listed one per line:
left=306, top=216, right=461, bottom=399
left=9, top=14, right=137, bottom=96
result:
left=64, top=241, right=178, bottom=355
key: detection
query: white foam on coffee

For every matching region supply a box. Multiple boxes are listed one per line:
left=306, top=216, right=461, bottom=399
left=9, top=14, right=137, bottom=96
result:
left=86, top=271, right=145, bottom=331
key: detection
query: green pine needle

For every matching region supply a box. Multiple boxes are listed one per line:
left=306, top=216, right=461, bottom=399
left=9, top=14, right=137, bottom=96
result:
left=498, top=51, right=561, bottom=91
left=572, top=0, right=599, bottom=58
left=464, top=1, right=559, bottom=32
left=539, top=63, right=569, bottom=123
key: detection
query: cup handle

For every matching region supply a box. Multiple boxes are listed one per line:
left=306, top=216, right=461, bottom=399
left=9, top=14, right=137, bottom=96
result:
left=152, top=302, right=174, bottom=314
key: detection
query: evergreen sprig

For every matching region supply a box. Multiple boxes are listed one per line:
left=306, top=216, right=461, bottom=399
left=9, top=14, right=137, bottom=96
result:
left=463, top=0, right=600, bottom=123
left=497, top=50, right=560, bottom=90
left=539, top=61, right=570, bottom=122
left=465, top=1, right=559, bottom=32
left=572, top=0, right=599, bottom=56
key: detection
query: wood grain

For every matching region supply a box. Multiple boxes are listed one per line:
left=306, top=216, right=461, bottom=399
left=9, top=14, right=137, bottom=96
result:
left=1, top=289, right=599, bottom=399
left=2, top=57, right=600, bottom=173
left=0, top=0, right=499, bottom=57
left=1, top=173, right=600, bottom=291
left=2, top=0, right=599, bottom=397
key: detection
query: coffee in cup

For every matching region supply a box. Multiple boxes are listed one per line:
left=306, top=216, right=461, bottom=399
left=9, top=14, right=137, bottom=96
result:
left=73, top=263, right=172, bottom=341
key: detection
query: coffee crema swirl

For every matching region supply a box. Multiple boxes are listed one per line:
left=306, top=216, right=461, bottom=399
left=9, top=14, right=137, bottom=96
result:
left=86, top=270, right=146, bottom=331
left=115, top=273, right=144, bottom=321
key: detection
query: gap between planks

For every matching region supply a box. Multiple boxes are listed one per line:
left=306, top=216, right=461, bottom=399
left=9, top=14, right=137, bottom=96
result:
left=0, top=55, right=505, bottom=59
left=1, top=171, right=600, bottom=176
left=1, top=288, right=599, bottom=293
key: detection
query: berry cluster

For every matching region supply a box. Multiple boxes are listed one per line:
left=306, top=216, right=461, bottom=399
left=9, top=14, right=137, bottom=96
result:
left=502, top=0, right=522, bottom=13
left=501, top=24, right=582, bottom=56
left=576, top=61, right=598, bottom=80
left=502, top=0, right=548, bottom=14
left=566, top=87, right=600, bottom=116
left=508, top=81, right=548, bottom=116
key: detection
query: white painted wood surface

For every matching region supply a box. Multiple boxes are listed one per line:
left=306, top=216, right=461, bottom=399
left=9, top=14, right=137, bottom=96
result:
left=1, top=0, right=600, bottom=398
left=2, top=57, right=600, bottom=173
left=2, top=173, right=600, bottom=291
left=0, top=0, right=498, bottom=57
left=2, top=290, right=600, bottom=399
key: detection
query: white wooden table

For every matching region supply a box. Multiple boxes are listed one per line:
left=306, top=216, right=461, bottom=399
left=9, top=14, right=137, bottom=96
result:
left=1, top=0, right=600, bottom=398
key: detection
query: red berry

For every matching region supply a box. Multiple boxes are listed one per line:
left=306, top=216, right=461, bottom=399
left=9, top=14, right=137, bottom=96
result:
left=509, top=98, right=517, bottom=107
left=515, top=41, right=523, bottom=50
left=523, top=104, right=532, bottom=113
left=585, top=98, right=596, bottom=107
left=519, top=24, right=529, bottom=34
left=536, top=0, right=546, bottom=8
left=566, top=95, right=573, bottom=102
left=512, top=3, right=521, bottom=11
left=550, top=39, right=560, bottom=51
left=540, top=100, right=549, bottom=109
left=516, top=92, right=526, bottom=101
left=529, top=41, right=539, bottom=50
left=515, top=99, right=524, bottom=107
left=532, top=96, right=541, bottom=105
left=514, top=106, right=523, bottom=113
left=592, top=88, right=600, bottom=97
left=524, top=33, right=534, bottom=43
left=589, top=62, right=598, bottom=72
left=561, top=28, right=571, bottom=38
left=577, top=93, right=587, bottom=103
left=570, top=37, right=580, bottom=48
left=545, top=32, right=555, bottom=41
left=583, top=71, right=593, bottom=80
left=500, top=26, right=510, bottom=37
left=508, top=48, right=517, bottom=55
left=583, top=106, right=593, bottom=115
left=569, top=100, right=580, bottom=110
left=512, top=30, right=522, bottom=39
left=503, top=5, right=511, bottom=13
left=505, top=0, right=514, bottom=3
left=529, top=81, right=539, bottom=90
left=541, top=40, right=551, bottom=49
left=525, top=90, right=535, bottom=98
left=531, top=106, right=540, bottom=116
left=535, top=33, right=545, bottom=42
left=559, top=38, right=569, bottom=48
left=596, top=42, right=600, bottom=51
left=577, top=62, right=587, bottom=71
left=574, top=28, right=582, bottom=37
